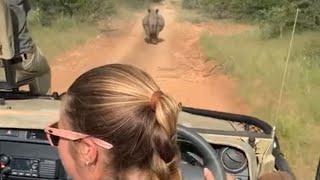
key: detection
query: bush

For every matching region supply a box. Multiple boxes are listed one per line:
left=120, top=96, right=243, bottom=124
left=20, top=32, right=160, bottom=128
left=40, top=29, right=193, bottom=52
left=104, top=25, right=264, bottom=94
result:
left=202, top=0, right=232, bottom=19
left=199, top=31, right=320, bottom=179
left=30, top=0, right=115, bottom=26
left=258, top=4, right=295, bottom=38
left=182, top=0, right=201, bottom=9
left=301, top=40, right=320, bottom=66
left=72, top=0, right=115, bottom=22
left=116, top=0, right=152, bottom=9
left=181, top=0, right=320, bottom=37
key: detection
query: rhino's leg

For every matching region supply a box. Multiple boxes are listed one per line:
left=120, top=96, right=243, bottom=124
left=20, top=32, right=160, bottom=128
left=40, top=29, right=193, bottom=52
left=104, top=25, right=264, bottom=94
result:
left=147, top=33, right=152, bottom=43
left=146, top=31, right=151, bottom=42
left=156, top=31, right=160, bottom=42
left=149, top=33, right=153, bottom=43
left=152, top=39, right=157, bottom=44
left=151, top=33, right=157, bottom=44
left=150, top=31, right=159, bottom=44
left=143, top=24, right=151, bottom=43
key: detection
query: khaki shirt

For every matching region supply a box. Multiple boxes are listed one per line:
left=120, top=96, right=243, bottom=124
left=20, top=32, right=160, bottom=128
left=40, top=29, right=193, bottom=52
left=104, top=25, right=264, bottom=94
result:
left=5, top=0, right=33, bottom=55
left=0, top=0, right=15, bottom=59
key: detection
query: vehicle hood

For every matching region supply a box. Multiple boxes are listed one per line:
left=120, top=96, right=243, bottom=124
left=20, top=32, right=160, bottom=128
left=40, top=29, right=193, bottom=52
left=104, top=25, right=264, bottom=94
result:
left=0, top=98, right=244, bottom=131
left=0, top=98, right=59, bottom=129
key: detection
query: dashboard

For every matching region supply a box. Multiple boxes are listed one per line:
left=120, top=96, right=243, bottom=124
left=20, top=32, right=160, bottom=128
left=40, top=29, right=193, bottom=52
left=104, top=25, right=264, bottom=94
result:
left=0, top=128, right=249, bottom=180
left=179, top=139, right=249, bottom=180
left=0, top=129, right=68, bottom=180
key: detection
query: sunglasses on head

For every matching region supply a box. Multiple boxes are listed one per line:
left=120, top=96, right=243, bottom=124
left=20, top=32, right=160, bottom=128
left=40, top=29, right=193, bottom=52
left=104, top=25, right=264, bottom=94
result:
left=44, top=122, right=113, bottom=150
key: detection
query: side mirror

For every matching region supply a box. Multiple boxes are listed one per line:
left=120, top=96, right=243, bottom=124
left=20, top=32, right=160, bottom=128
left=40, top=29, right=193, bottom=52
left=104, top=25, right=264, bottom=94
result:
left=316, top=158, right=320, bottom=180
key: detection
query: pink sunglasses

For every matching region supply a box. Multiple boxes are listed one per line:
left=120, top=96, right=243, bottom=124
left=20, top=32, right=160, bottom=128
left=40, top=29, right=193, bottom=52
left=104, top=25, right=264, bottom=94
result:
left=44, top=122, right=113, bottom=150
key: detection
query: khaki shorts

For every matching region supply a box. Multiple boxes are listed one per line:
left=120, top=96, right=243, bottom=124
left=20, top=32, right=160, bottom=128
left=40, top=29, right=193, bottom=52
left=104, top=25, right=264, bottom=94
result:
left=0, top=46, right=51, bottom=94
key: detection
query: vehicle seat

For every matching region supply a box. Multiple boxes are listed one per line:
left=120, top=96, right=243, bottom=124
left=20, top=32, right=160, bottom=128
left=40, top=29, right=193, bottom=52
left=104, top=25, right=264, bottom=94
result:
left=0, top=57, right=35, bottom=92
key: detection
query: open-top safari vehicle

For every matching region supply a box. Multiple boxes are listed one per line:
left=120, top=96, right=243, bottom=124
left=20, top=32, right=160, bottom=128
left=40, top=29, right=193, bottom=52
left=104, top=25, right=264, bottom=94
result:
left=0, top=60, right=297, bottom=180
left=2, top=0, right=319, bottom=179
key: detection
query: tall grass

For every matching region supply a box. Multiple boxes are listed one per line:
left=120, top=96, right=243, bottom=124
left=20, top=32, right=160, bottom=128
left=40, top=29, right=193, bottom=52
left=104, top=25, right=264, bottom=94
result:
left=200, top=29, right=320, bottom=179
left=27, top=0, right=153, bottom=62
left=29, top=16, right=97, bottom=61
left=116, top=0, right=153, bottom=9
left=171, top=0, right=210, bottom=23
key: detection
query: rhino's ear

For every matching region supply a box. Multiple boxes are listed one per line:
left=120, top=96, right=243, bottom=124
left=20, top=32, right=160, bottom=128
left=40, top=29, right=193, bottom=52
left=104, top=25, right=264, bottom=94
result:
left=156, top=9, right=159, bottom=14
left=148, top=8, right=151, bottom=13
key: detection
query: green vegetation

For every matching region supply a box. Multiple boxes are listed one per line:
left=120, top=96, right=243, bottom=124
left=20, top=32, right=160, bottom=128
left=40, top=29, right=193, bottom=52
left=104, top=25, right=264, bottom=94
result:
left=29, top=0, right=152, bottom=26
left=182, top=0, right=320, bottom=38
left=175, top=0, right=320, bottom=177
left=29, top=0, right=116, bottom=26
left=116, top=0, right=154, bottom=9
left=200, top=29, right=320, bottom=179
left=176, top=7, right=209, bottom=23
left=28, top=0, right=151, bottom=61
left=171, top=0, right=209, bottom=23
left=29, top=18, right=97, bottom=61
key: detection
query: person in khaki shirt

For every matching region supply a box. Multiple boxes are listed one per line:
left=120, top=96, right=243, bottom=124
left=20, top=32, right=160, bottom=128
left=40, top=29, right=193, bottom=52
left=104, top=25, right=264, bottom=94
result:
left=0, top=0, right=14, bottom=59
left=0, top=0, right=51, bottom=94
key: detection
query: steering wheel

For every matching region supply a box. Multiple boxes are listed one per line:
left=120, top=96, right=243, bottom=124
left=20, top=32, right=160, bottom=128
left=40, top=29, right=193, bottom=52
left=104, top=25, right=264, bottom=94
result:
left=177, top=125, right=227, bottom=180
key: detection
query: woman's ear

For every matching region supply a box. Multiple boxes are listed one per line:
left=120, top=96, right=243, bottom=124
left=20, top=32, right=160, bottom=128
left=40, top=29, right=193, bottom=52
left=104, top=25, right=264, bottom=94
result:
left=78, top=138, right=98, bottom=166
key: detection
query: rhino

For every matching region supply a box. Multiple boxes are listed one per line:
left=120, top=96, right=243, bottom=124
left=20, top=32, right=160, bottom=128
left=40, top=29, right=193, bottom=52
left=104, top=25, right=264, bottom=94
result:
left=142, top=8, right=165, bottom=44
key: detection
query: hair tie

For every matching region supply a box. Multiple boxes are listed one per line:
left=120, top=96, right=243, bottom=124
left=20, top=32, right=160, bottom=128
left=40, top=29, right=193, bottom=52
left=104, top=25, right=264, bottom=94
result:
left=150, top=91, right=163, bottom=111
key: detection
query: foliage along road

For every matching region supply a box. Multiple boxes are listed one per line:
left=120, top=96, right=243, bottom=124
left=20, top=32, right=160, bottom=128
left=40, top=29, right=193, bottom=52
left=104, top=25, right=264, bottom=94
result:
left=50, top=3, right=249, bottom=114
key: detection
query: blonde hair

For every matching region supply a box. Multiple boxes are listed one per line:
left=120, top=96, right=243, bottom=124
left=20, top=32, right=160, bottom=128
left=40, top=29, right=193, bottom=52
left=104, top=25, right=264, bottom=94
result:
left=63, top=64, right=181, bottom=180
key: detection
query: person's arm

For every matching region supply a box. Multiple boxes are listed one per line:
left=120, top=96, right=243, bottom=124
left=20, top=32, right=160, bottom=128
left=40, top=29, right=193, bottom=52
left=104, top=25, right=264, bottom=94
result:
left=204, top=168, right=235, bottom=180
left=204, top=168, right=215, bottom=180
left=5, top=0, right=33, bottom=55
left=0, top=0, right=15, bottom=59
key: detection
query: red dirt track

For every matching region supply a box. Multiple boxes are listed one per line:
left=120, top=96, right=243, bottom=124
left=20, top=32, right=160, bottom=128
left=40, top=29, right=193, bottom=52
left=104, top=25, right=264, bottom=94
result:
left=51, top=4, right=249, bottom=114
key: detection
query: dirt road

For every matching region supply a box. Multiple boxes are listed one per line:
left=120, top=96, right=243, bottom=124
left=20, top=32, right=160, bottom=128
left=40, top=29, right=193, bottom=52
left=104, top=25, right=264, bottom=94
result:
left=51, top=4, right=249, bottom=114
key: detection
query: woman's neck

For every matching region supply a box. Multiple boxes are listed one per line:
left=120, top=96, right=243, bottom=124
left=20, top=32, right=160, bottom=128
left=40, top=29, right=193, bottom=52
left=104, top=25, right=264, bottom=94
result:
left=124, top=169, right=148, bottom=180
left=101, top=168, right=148, bottom=180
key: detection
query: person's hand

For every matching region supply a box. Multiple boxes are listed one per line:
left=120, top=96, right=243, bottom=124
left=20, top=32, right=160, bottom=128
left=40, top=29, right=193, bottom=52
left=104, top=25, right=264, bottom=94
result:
left=204, top=168, right=215, bottom=180
left=203, top=168, right=236, bottom=180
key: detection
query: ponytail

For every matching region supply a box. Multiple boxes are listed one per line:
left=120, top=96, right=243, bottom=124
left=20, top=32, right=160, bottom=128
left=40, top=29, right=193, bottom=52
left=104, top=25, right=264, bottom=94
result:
left=64, top=64, right=182, bottom=180
left=149, top=91, right=181, bottom=180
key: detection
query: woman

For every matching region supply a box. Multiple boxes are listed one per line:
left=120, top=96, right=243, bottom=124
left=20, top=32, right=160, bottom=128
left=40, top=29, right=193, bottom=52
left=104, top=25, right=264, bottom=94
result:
left=45, top=64, right=216, bottom=180
left=44, top=63, right=293, bottom=180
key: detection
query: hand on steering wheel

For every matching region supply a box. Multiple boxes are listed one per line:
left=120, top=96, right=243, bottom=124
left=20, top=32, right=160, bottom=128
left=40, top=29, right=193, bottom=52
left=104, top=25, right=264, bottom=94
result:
left=177, top=125, right=227, bottom=180
left=204, top=168, right=215, bottom=180
left=204, top=168, right=235, bottom=180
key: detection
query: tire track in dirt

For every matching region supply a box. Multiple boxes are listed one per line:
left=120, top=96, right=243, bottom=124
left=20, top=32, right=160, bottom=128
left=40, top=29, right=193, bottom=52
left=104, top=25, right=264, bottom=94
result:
left=50, top=3, right=250, bottom=114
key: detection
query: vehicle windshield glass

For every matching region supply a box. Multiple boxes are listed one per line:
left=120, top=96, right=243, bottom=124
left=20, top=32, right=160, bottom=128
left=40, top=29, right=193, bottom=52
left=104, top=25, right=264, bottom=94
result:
left=0, top=1, right=319, bottom=179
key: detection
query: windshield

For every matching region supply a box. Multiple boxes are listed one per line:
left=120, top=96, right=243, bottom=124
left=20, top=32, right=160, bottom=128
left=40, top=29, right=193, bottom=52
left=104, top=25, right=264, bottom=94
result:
left=0, top=1, right=319, bottom=180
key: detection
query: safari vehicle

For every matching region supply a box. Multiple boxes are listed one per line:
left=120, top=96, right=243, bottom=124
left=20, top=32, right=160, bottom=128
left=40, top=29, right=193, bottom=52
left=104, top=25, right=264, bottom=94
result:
left=0, top=62, right=296, bottom=180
